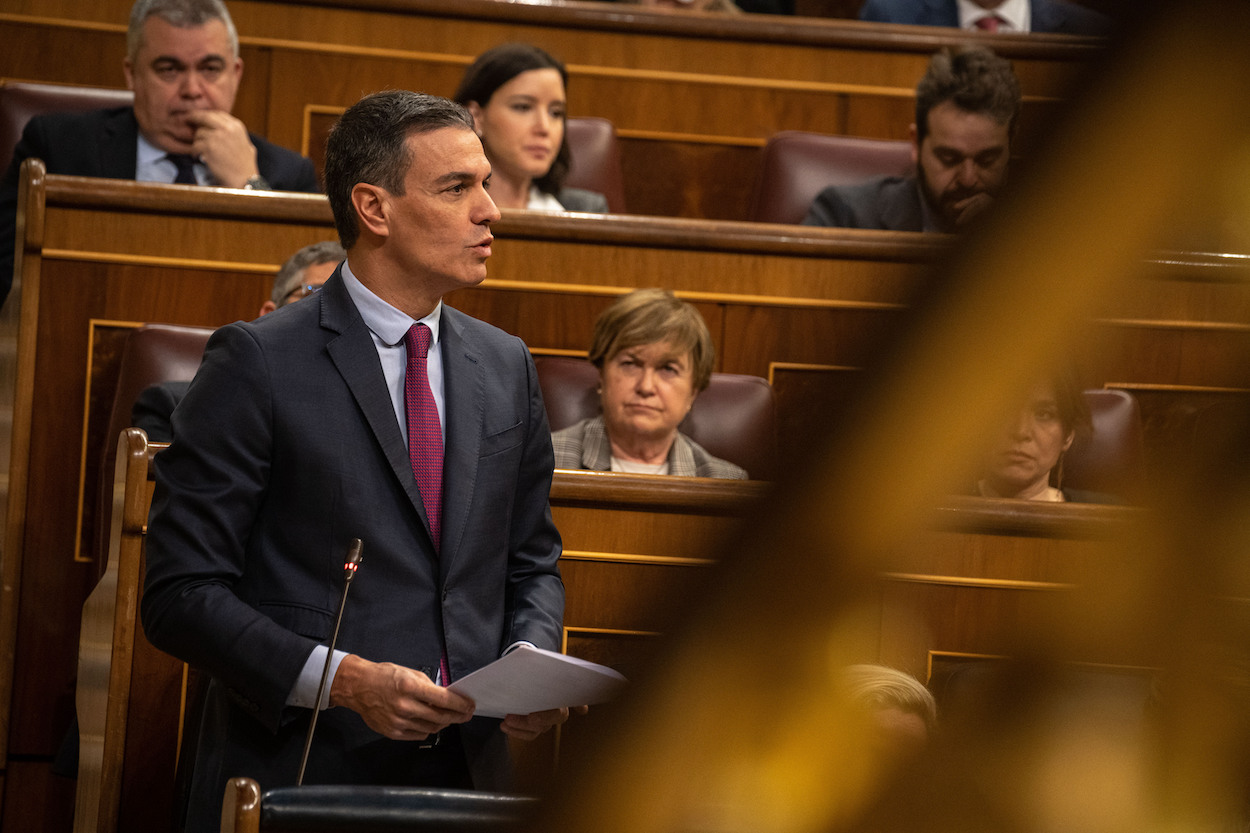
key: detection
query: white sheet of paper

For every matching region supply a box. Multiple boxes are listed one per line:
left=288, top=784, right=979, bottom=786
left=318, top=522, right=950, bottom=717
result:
left=448, top=644, right=628, bottom=718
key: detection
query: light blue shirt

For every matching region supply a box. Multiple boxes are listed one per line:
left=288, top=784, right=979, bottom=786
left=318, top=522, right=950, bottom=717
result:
left=288, top=258, right=447, bottom=708
left=134, top=133, right=207, bottom=185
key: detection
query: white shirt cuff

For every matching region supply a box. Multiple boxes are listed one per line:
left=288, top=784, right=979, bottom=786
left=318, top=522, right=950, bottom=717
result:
left=287, top=646, right=348, bottom=709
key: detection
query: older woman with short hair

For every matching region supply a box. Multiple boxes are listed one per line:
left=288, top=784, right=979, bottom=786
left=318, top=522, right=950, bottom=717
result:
left=552, top=289, right=746, bottom=478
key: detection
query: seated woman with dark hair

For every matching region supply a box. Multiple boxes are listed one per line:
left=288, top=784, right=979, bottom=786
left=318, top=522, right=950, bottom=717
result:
left=453, top=43, right=608, bottom=213
left=976, top=367, right=1108, bottom=502
left=552, top=289, right=747, bottom=479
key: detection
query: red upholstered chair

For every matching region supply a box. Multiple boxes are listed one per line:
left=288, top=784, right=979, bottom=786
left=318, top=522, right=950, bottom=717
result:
left=1063, top=389, right=1145, bottom=498
left=564, top=117, right=626, bottom=213
left=533, top=355, right=777, bottom=480
left=92, top=324, right=214, bottom=573
left=747, top=131, right=913, bottom=225
left=0, top=80, right=134, bottom=173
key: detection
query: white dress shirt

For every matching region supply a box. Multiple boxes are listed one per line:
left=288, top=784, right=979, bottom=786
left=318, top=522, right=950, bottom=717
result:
left=957, top=0, right=1030, bottom=32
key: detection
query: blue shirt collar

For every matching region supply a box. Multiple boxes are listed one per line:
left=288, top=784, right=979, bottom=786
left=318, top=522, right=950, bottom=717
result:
left=339, top=259, right=442, bottom=347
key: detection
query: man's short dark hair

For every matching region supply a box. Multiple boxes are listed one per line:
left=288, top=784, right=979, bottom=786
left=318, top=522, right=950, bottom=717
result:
left=127, top=0, right=238, bottom=61
left=914, top=46, right=1021, bottom=146
left=324, top=90, right=477, bottom=250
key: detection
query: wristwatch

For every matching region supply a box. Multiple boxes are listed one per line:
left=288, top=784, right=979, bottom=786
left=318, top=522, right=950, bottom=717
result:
left=242, top=174, right=270, bottom=191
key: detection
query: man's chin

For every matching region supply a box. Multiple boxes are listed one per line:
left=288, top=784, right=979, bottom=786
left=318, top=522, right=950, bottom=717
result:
left=150, top=132, right=197, bottom=155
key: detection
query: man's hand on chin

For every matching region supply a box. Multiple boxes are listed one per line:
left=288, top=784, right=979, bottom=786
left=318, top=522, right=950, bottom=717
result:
left=950, top=191, right=995, bottom=228
left=186, top=109, right=260, bottom=189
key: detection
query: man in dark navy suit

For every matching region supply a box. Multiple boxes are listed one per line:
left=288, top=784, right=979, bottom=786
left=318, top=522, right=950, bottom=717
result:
left=142, top=90, right=570, bottom=833
left=0, top=0, right=319, bottom=304
left=859, top=0, right=1112, bottom=36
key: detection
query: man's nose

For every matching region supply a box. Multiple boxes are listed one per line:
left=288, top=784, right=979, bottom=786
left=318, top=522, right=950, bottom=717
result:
left=956, top=159, right=979, bottom=187
left=477, top=188, right=502, bottom=224
left=179, top=71, right=207, bottom=98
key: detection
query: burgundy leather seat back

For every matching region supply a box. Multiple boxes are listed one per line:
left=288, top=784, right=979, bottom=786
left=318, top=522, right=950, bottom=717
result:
left=564, top=117, right=626, bottom=213
left=748, top=131, right=913, bottom=225
left=0, top=80, right=134, bottom=173
left=94, top=324, right=214, bottom=573
left=534, top=355, right=776, bottom=479
left=1064, top=389, right=1145, bottom=497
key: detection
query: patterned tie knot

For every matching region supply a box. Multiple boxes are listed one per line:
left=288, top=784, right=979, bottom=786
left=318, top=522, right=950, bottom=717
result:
left=406, top=321, right=432, bottom=355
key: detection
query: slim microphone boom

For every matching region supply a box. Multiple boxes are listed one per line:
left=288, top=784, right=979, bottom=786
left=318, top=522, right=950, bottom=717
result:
left=296, top=537, right=364, bottom=786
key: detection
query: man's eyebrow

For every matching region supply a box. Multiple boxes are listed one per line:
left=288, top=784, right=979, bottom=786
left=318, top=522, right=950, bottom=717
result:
left=434, top=171, right=479, bottom=186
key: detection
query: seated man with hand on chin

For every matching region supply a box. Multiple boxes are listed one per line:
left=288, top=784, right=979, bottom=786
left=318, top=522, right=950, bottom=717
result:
left=0, top=0, right=319, bottom=305
left=802, top=46, right=1020, bottom=234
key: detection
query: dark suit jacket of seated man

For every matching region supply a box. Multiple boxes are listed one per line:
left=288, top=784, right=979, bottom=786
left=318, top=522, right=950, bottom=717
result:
left=140, top=90, right=569, bottom=833
left=858, top=0, right=1112, bottom=36
left=0, top=0, right=319, bottom=306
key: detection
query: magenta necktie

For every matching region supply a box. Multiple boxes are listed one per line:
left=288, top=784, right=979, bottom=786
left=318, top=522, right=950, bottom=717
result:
left=404, top=323, right=443, bottom=551
left=403, top=323, right=450, bottom=683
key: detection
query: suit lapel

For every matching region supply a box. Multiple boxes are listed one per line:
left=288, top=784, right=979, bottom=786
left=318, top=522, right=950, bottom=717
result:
left=320, top=273, right=434, bottom=538
left=438, top=309, right=483, bottom=576
left=102, top=108, right=140, bottom=179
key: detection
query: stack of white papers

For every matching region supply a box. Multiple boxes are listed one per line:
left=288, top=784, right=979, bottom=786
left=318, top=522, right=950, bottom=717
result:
left=449, top=645, right=628, bottom=718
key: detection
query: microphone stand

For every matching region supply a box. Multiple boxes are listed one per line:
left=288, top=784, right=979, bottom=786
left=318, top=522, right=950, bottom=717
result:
left=296, top=537, right=364, bottom=786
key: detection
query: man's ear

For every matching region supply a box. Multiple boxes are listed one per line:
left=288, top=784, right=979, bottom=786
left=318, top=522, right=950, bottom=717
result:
left=123, top=58, right=136, bottom=91
left=351, top=182, right=390, bottom=239
left=908, top=122, right=920, bottom=165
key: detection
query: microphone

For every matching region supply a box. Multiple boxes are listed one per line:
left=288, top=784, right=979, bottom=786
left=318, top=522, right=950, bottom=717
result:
left=296, top=537, right=364, bottom=786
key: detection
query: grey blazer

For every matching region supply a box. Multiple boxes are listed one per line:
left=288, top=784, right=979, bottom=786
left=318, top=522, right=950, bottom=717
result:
left=141, top=270, right=564, bottom=829
left=552, top=416, right=748, bottom=479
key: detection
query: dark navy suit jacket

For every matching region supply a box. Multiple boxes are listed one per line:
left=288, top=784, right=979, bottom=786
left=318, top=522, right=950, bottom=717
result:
left=858, top=0, right=1112, bottom=34
left=0, top=105, right=319, bottom=305
left=140, top=271, right=564, bottom=831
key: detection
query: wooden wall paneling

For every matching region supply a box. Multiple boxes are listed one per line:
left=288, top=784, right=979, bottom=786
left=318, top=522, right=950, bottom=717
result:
left=447, top=286, right=724, bottom=369
left=876, top=501, right=1143, bottom=679
left=0, top=18, right=127, bottom=89
left=1089, top=323, right=1250, bottom=390
left=617, top=138, right=763, bottom=221
left=482, top=215, right=938, bottom=302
